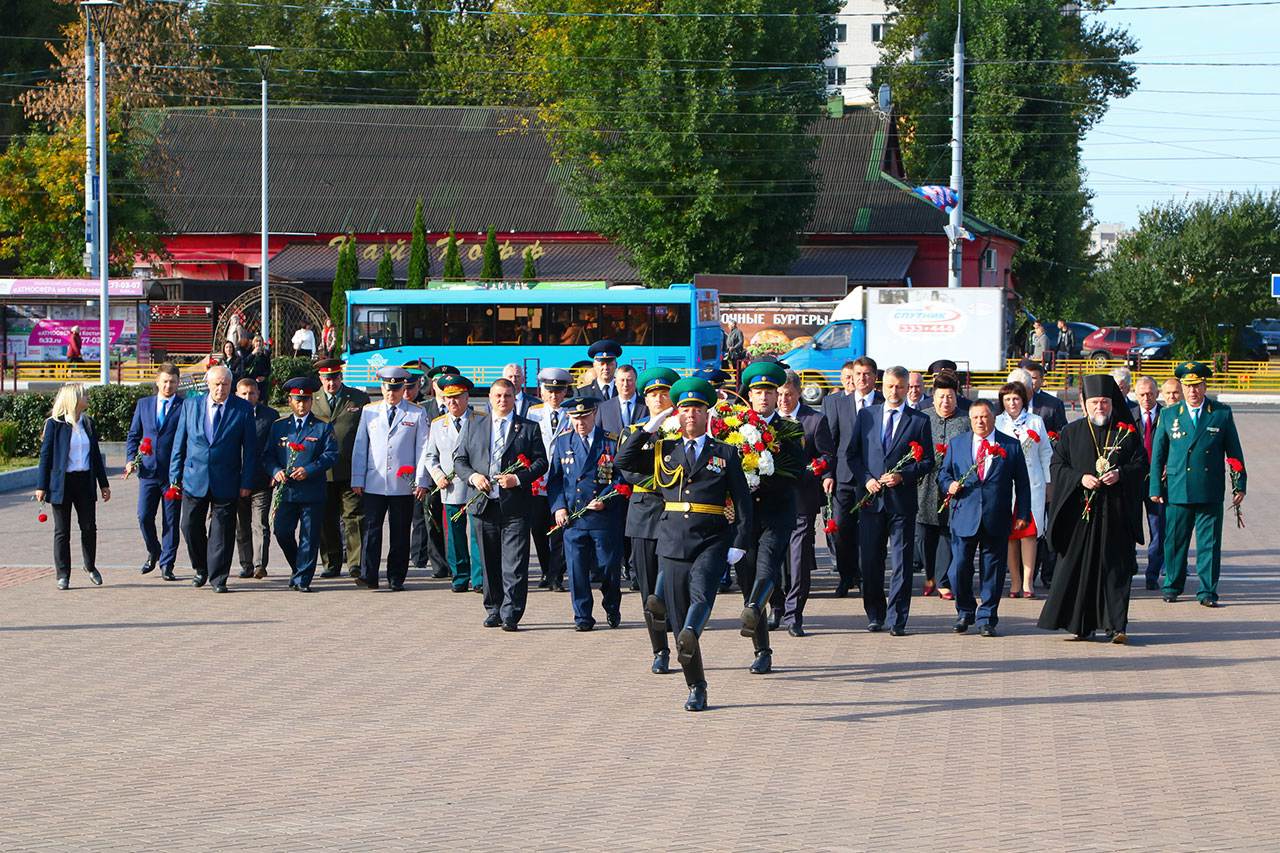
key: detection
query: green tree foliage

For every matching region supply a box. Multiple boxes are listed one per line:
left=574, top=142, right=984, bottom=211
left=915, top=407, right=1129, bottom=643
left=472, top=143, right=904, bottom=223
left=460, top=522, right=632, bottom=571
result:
left=0, top=0, right=76, bottom=146
left=522, top=0, right=838, bottom=286
left=876, top=0, right=1136, bottom=314
left=521, top=248, right=538, bottom=283
left=330, top=237, right=359, bottom=346
left=1097, top=193, right=1280, bottom=359
left=405, top=197, right=429, bottom=288
left=480, top=226, right=503, bottom=280
left=443, top=229, right=464, bottom=280
left=375, top=245, right=396, bottom=289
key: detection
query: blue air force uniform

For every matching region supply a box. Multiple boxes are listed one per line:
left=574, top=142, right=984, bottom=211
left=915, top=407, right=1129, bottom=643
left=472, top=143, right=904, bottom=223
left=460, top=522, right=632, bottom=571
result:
left=547, top=397, right=626, bottom=630
left=264, top=378, right=339, bottom=590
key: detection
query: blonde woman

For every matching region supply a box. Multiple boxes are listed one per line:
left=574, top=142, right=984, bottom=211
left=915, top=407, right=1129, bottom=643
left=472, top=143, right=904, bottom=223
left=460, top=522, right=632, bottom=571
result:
left=35, top=384, right=111, bottom=589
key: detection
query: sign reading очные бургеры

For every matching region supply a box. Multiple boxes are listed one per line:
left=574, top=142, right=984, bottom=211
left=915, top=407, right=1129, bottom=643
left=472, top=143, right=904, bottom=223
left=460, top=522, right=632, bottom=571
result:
left=719, top=302, right=839, bottom=354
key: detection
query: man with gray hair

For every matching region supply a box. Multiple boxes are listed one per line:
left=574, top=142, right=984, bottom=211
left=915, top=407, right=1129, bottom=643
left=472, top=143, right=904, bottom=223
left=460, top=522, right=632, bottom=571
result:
left=1133, top=374, right=1165, bottom=590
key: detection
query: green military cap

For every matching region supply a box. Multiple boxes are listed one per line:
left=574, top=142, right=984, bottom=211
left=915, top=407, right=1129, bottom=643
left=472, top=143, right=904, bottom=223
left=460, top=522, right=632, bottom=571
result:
left=437, top=374, right=472, bottom=398
left=637, top=366, right=680, bottom=394
left=1175, top=360, right=1213, bottom=385
left=670, top=377, right=716, bottom=408
left=740, top=360, right=787, bottom=389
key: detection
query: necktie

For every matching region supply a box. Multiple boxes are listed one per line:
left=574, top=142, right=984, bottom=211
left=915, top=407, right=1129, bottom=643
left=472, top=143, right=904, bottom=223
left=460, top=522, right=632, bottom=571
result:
left=492, top=419, right=507, bottom=474
left=387, top=404, right=396, bottom=426
left=1143, top=412, right=1154, bottom=456
left=211, top=403, right=222, bottom=441
left=158, top=398, right=168, bottom=428
left=977, top=441, right=989, bottom=482
left=602, top=384, right=612, bottom=400
left=296, top=417, right=305, bottom=435
left=1190, top=408, right=1198, bottom=427
left=453, top=416, right=462, bottom=433
left=327, top=393, right=337, bottom=410
left=551, top=411, right=560, bottom=432
left=685, top=440, right=697, bottom=470
left=882, top=408, right=897, bottom=451
left=624, top=399, right=632, bottom=427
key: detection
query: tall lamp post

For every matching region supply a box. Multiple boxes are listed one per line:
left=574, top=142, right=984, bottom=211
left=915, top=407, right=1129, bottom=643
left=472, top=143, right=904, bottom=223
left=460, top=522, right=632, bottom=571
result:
left=81, top=0, right=119, bottom=384
left=249, top=45, right=279, bottom=348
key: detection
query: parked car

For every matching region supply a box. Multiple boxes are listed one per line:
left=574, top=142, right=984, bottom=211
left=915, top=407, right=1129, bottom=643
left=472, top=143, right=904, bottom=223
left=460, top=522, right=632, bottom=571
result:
left=1251, top=318, right=1280, bottom=355
left=1129, top=333, right=1174, bottom=361
left=1224, top=324, right=1270, bottom=361
left=1082, top=326, right=1162, bottom=364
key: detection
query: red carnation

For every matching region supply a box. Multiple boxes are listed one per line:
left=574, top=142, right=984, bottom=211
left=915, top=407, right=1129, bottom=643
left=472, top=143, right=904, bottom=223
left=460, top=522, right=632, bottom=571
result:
left=37, top=511, right=48, bottom=523
left=753, top=441, right=765, bottom=452
left=1048, top=431, right=1060, bottom=442
left=517, top=453, right=532, bottom=469
left=139, top=437, right=153, bottom=455
left=760, top=429, right=773, bottom=444
left=615, top=483, right=633, bottom=498
left=909, top=440, right=924, bottom=462
left=991, top=444, right=1008, bottom=459
left=807, top=458, right=828, bottom=476
left=823, top=518, right=839, bottom=535
left=1227, top=457, right=1244, bottom=474
left=1026, top=430, right=1041, bottom=443
left=288, top=442, right=307, bottom=452
left=935, top=442, right=947, bottom=455
left=164, top=486, right=181, bottom=501
left=396, top=465, right=414, bottom=479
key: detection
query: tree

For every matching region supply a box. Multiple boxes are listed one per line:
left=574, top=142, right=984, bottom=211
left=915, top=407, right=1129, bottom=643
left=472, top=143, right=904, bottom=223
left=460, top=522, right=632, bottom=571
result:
left=1097, top=193, right=1280, bottom=359
left=1, top=0, right=77, bottom=147
left=405, top=198, right=429, bottom=288
left=375, top=245, right=395, bottom=290
left=480, top=226, right=503, bottom=280
left=442, top=229, right=464, bottom=281
left=876, top=0, right=1137, bottom=315
left=522, top=0, right=838, bottom=286
left=330, top=237, right=359, bottom=346
left=521, top=248, right=538, bottom=283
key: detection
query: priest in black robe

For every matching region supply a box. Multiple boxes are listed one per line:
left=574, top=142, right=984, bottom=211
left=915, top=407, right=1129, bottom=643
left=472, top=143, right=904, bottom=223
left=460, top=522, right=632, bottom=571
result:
left=1037, top=374, right=1146, bottom=642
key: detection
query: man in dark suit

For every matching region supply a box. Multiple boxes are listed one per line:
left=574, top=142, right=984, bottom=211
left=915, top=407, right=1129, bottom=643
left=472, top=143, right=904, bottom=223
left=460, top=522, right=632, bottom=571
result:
left=938, top=399, right=1031, bottom=636
left=453, top=378, right=549, bottom=630
left=578, top=339, right=622, bottom=400
left=598, top=364, right=648, bottom=433
left=312, top=358, right=371, bottom=579
left=851, top=365, right=934, bottom=635
left=234, top=378, right=279, bottom=580
left=124, top=362, right=185, bottom=581
left=169, top=365, right=259, bottom=593
left=1132, top=375, right=1165, bottom=590
left=503, top=363, right=537, bottom=419
left=822, top=356, right=883, bottom=597
left=775, top=370, right=834, bottom=636
left=264, top=378, right=339, bottom=592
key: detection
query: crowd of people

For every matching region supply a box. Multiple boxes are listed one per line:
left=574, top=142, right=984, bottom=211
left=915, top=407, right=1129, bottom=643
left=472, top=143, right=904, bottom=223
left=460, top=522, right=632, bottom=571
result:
left=33, top=340, right=1247, bottom=712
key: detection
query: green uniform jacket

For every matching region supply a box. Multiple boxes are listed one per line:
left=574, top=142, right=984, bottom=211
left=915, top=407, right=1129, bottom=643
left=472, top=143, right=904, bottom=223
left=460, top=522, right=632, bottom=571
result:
left=311, top=383, right=372, bottom=482
left=1149, top=399, right=1245, bottom=504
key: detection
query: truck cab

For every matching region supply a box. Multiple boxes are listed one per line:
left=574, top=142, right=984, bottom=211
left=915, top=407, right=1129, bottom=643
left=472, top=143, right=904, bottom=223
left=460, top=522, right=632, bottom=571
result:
left=781, top=319, right=867, bottom=374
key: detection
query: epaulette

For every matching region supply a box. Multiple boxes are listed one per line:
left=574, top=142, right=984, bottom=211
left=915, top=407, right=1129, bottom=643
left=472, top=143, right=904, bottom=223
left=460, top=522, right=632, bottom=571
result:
left=364, top=402, right=377, bottom=408
left=529, top=402, right=545, bottom=410
left=432, top=413, right=449, bottom=423
left=606, top=431, right=620, bottom=441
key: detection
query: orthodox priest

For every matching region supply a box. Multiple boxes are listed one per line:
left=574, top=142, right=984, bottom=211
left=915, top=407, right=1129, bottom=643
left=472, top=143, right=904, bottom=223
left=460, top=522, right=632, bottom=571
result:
left=1037, top=374, right=1146, bottom=643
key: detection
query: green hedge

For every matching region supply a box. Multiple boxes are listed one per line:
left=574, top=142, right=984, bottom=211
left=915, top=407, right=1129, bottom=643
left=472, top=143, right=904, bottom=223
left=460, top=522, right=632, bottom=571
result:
left=268, top=356, right=318, bottom=405
left=0, top=420, right=18, bottom=460
left=0, top=384, right=152, bottom=456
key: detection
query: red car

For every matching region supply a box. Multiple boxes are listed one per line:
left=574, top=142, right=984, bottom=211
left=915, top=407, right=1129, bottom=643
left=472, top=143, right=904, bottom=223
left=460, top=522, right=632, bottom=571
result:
left=1081, top=326, right=1162, bottom=363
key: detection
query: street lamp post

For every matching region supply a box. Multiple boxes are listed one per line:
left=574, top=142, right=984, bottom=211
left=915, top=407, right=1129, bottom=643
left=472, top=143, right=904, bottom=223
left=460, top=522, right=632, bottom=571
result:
left=249, top=45, right=279, bottom=349
left=81, top=1, right=119, bottom=385
left=83, top=11, right=97, bottom=277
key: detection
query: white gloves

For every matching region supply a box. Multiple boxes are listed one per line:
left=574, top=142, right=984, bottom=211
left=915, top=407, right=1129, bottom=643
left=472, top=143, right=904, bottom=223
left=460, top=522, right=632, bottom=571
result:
left=644, top=407, right=675, bottom=434
left=727, top=547, right=746, bottom=565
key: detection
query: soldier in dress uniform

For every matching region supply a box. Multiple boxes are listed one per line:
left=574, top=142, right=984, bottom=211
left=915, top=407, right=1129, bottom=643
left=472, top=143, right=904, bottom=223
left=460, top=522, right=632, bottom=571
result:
left=312, top=358, right=370, bottom=579
left=619, top=366, right=679, bottom=673
left=547, top=396, right=626, bottom=631
left=403, top=366, right=434, bottom=573
left=1150, top=361, right=1246, bottom=607
left=421, top=365, right=463, bottom=579
left=263, top=378, right=339, bottom=592
left=734, top=361, right=805, bottom=675
left=580, top=340, right=623, bottom=400
left=616, top=378, right=752, bottom=712
left=526, top=367, right=573, bottom=592
left=693, top=364, right=738, bottom=594
left=417, top=373, right=478, bottom=592
left=350, top=366, right=429, bottom=591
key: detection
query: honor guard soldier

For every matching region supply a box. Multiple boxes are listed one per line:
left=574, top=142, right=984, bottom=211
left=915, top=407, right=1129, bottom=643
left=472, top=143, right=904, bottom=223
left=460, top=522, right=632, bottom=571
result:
left=620, top=367, right=680, bottom=673
left=1150, top=361, right=1246, bottom=607
left=735, top=361, right=806, bottom=674
left=581, top=340, right=623, bottom=400
left=417, top=373, right=479, bottom=592
left=526, top=367, right=573, bottom=591
left=547, top=396, right=627, bottom=630
left=312, top=358, right=370, bottom=579
left=617, top=378, right=752, bottom=712
left=351, top=366, right=429, bottom=590
left=264, top=378, right=339, bottom=591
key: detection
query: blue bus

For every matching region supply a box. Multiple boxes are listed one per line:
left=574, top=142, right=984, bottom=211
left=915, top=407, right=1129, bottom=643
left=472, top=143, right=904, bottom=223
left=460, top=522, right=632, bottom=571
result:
left=342, top=284, right=722, bottom=386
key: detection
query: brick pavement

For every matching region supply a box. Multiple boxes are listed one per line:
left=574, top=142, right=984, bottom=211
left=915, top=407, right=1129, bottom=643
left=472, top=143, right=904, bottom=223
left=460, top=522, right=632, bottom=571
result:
left=1, top=414, right=1278, bottom=851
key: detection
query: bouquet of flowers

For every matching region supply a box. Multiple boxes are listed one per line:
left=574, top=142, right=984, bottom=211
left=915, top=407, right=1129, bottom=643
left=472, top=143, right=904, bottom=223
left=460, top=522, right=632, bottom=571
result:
left=853, top=441, right=925, bottom=513
left=807, top=457, right=828, bottom=478
left=698, top=404, right=804, bottom=490
left=939, top=441, right=1007, bottom=513
left=272, top=441, right=308, bottom=522
left=452, top=454, right=533, bottom=521
left=1082, top=422, right=1137, bottom=522
left=548, top=482, right=632, bottom=535
left=1227, top=457, right=1246, bottom=528
left=126, top=437, right=153, bottom=478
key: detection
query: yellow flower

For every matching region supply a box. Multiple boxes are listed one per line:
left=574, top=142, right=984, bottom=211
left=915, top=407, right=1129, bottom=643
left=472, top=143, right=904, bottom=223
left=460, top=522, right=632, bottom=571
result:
left=724, top=432, right=745, bottom=447
left=723, top=416, right=742, bottom=428
left=741, top=452, right=761, bottom=470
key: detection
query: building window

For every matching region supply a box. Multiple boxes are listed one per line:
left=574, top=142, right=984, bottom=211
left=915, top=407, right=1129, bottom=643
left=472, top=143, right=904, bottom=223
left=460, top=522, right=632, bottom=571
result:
left=834, top=23, right=847, bottom=43
left=982, top=247, right=998, bottom=272
left=826, top=66, right=847, bottom=87
left=871, top=23, right=890, bottom=43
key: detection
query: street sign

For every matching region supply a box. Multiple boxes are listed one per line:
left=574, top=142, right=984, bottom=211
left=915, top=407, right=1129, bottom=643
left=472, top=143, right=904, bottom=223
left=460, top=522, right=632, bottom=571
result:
left=1272, top=273, right=1280, bottom=298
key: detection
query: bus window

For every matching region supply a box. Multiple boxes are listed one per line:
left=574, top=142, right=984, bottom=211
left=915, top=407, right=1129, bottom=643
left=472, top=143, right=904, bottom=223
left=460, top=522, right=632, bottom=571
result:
left=577, top=306, right=601, bottom=343
left=351, top=306, right=401, bottom=353
left=652, top=304, right=689, bottom=346
left=404, top=305, right=443, bottom=346
left=627, top=306, right=652, bottom=345
left=466, top=305, right=495, bottom=344
left=497, top=305, right=543, bottom=345
left=552, top=306, right=594, bottom=347
left=600, top=304, right=630, bottom=344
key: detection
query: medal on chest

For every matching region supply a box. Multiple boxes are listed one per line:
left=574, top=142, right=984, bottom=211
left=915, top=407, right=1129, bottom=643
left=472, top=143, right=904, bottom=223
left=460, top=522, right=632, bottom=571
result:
left=1170, top=417, right=1184, bottom=439
left=596, top=452, right=615, bottom=484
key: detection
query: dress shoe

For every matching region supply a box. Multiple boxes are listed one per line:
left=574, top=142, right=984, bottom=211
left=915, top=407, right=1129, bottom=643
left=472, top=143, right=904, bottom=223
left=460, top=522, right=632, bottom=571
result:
left=675, top=628, right=698, bottom=665
left=651, top=650, right=670, bottom=674
left=86, top=569, right=103, bottom=586
left=192, top=574, right=208, bottom=588
left=1162, top=593, right=1178, bottom=603
left=953, top=617, right=974, bottom=634
left=867, top=621, right=884, bottom=633
left=1110, top=631, right=1127, bottom=644
left=922, top=579, right=936, bottom=596
left=57, top=577, right=69, bottom=590
left=161, top=567, right=177, bottom=581
left=718, top=579, right=732, bottom=593
left=939, top=589, right=955, bottom=601
left=472, top=586, right=484, bottom=594
left=319, top=568, right=341, bottom=579
left=787, top=624, right=806, bottom=638
left=351, top=575, right=369, bottom=588
left=501, top=622, right=519, bottom=632
left=346, top=568, right=361, bottom=579
left=254, top=567, right=268, bottom=579
left=553, top=581, right=567, bottom=593
left=684, top=684, right=708, bottom=712
left=979, top=624, right=998, bottom=638
left=749, top=651, right=772, bottom=675
left=295, top=584, right=314, bottom=593
left=607, top=610, right=621, bottom=629
left=574, top=622, right=594, bottom=632
left=537, top=577, right=550, bottom=589
left=1144, top=579, right=1159, bottom=591
left=140, top=557, right=157, bottom=575
left=213, top=583, right=229, bottom=593
left=740, top=603, right=761, bottom=637
left=834, top=582, right=849, bottom=598
left=238, top=568, right=254, bottom=579
left=432, top=568, right=451, bottom=579
left=1199, top=599, right=1220, bottom=608
left=451, top=584, right=469, bottom=593
left=889, top=626, right=907, bottom=637
left=483, top=614, right=502, bottom=628
left=389, top=582, right=405, bottom=592
left=767, top=609, right=782, bottom=631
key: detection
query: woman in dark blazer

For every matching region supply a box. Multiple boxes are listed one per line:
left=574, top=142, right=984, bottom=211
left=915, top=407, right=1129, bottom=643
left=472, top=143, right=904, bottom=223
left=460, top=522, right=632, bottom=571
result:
left=35, top=383, right=111, bottom=589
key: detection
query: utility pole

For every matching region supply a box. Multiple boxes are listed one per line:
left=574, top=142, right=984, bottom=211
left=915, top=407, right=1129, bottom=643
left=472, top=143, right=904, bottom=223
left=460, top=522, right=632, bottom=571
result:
left=948, top=0, right=965, bottom=289
left=250, top=45, right=279, bottom=348
left=83, top=14, right=98, bottom=277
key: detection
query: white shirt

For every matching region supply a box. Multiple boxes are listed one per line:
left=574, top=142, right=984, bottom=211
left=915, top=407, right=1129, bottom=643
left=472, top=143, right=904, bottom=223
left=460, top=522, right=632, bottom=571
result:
left=596, top=380, right=616, bottom=399
left=155, top=394, right=175, bottom=426
left=972, top=431, right=996, bottom=477
left=292, top=328, right=317, bottom=352
left=206, top=396, right=225, bottom=443
left=779, top=405, right=800, bottom=419
left=68, top=419, right=90, bottom=472
left=881, top=404, right=904, bottom=441
left=854, top=391, right=874, bottom=412
left=1139, top=406, right=1158, bottom=429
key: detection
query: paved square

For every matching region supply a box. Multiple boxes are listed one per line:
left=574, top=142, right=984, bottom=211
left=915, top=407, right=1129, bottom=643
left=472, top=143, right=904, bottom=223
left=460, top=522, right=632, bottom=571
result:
left=1, top=414, right=1278, bottom=851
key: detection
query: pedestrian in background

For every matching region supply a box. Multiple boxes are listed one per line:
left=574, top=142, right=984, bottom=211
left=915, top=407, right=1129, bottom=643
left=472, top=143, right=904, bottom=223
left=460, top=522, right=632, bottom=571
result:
left=36, top=383, right=111, bottom=590
left=292, top=321, right=317, bottom=358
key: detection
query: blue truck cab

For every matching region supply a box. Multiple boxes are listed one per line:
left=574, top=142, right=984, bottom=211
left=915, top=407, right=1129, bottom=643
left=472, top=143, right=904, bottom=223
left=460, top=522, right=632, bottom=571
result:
left=781, top=319, right=867, bottom=375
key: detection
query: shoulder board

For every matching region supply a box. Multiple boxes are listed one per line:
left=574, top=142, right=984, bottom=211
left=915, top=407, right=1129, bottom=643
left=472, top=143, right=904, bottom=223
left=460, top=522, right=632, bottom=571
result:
left=363, top=402, right=378, bottom=409
left=606, top=432, right=619, bottom=441
left=432, top=413, right=449, bottom=423
left=529, top=402, right=545, bottom=410
left=627, top=423, right=644, bottom=434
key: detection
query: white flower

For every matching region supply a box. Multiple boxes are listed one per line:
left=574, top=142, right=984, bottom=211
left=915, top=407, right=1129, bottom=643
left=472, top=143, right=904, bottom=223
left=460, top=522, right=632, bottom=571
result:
left=745, top=472, right=761, bottom=491
left=757, top=450, right=775, bottom=476
left=738, top=424, right=761, bottom=444
left=662, top=415, right=681, bottom=434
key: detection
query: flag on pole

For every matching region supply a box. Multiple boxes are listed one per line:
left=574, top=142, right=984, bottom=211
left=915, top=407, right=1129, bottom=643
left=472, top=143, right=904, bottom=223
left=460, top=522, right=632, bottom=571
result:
left=912, top=185, right=960, bottom=213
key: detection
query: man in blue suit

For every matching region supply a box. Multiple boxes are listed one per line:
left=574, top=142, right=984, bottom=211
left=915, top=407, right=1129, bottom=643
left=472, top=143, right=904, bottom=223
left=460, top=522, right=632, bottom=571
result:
left=124, top=362, right=185, bottom=581
left=264, top=378, right=339, bottom=592
left=823, top=356, right=884, bottom=597
left=851, top=365, right=934, bottom=635
left=169, top=365, right=259, bottom=593
left=938, top=399, right=1031, bottom=636
left=547, top=396, right=626, bottom=631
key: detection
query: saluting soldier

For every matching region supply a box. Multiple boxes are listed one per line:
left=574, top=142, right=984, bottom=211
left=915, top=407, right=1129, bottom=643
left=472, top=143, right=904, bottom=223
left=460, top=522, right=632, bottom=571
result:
left=616, top=378, right=752, bottom=712
left=526, top=367, right=573, bottom=592
left=417, top=373, right=478, bottom=593
left=735, top=361, right=806, bottom=675
left=312, top=358, right=370, bottom=579
left=547, top=396, right=626, bottom=631
left=1150, top=361, right=1246, bottom=607
left=620, top=366, right=679, bottom=673
left=264, top=378, right=339, bottom=592
left=350, top=366, right=429, bottom=591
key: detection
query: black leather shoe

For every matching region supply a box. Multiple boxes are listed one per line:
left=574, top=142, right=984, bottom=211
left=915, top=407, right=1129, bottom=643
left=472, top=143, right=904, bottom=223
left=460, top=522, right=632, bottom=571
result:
left=718, top=579, right=732, bottom=593
left=684, top=684, right=707, bottom=712
left=979, top=624, right=998, bottom=637
left=767, top=609, right=782, bottom=630
left=607, top=610, right=621, bottom=629
left=574, top=622, right=594, bottom=632
left=889, top=626, right=907, bottom=637
left=867, top=621, right=884, bottom=633
left=213, top=583, right=229, bottom=593
left=835, top=582, right=849, bottom=598
left=140, top=557, right=157, bottom=575
left=749, top=651, right=772, bottom=674
left=319, top=568, right=340, bottom=579
left=651, top=650, right=670, bottom=674
left=432, top=568, right=451, bottom=579
left=740, top=603, right=761, bottom=638
left=553, top=581, right=567, bottom=593
left=1162, top=593, right=1178, bottom=603
left=238, top=568, right=254, bottom=579
left=787, top=625, right=806, bottom=638
left=953, top=617, right=974, bottom=633
left=676, top=628, right=698, bottom=665
left=87, top=569, right=103, bottom=586
left=630, top=576, right=640, bottom=592
left=1199, top=599, right=1220, bottom=608
left=192, top=574, right=207, bottom=588
left=296, top=585, right=314, bottom=593
left=389, top=582, right=405, bottom=592
left=537, top=577, right=550, bottom=589
left=57, top=577, right=69, bottom=590
left=161, top=567, right=177, bottom=581
left=483, top=614, right=502, bottom=628
left=351, top=575, right=368, bottom=588
left=501, top=621, right=519, bottom=632
left=346, top=568, right=361, bottom=579
left=1145, top=579, right=1159, bottom=591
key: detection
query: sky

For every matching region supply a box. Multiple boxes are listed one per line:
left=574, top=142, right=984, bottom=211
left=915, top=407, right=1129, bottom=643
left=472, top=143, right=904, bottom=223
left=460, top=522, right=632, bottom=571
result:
left=1081, top=0, right=1280, bottom=227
